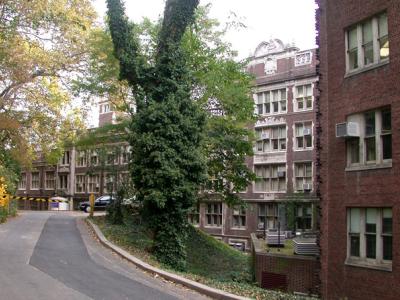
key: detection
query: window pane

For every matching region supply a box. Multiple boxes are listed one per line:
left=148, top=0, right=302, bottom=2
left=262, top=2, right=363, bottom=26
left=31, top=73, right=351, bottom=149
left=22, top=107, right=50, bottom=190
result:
left=366, top=208, right=377, bottom=233
left=364, top=43, right=374, bottom=65
left=366, top=235, right=376, bottom=259
left=297, top=86, right=303, bottom=97
left=350, top=208, right=360, bottom=233
left=365, top=137, right=376, bottom=161
left=257, top=93, right=263, bottom=104
left=257, top=104, right=263, bottom=115
left=382, top=208, right=392, bottom=234
left=273, top=102, right=279, bottom=113
left=264, top=103, right=270, bottom=114
left=383, top=236, right=392, bottom=260
left=348, top=27, right=358, bottom=49
left=350, top=235, right=360, bottom=257
left=379, top=13, right=388, bottom=37
left=382, top=135, right=392, bottom=160
left=362, top=20, right=373, bottom=43
left=306, top=97, right=312, bottom=108
left=348, top=138, right=360, bottom=164
left=281, top=100, right=286, bottom=112
left=297, top=137, right=303, bottom=148
left=382, top=108, right=391, bottom=131
left=305, top=135, right=312, bottom=148
left=306, top=85, right=312, bottom=96
left=365, top=112, right=375, bottom=136
left=280, top=89, right=286, bottom=100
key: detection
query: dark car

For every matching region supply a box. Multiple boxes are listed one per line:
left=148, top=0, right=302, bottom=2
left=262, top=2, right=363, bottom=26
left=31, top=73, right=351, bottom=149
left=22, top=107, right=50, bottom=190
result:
left=79, top=195, right=114, bottom=213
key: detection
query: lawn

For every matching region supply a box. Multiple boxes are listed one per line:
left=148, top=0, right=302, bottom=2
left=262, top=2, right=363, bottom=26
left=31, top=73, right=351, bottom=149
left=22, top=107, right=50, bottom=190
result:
left=90, top=216, right=313, bottom=300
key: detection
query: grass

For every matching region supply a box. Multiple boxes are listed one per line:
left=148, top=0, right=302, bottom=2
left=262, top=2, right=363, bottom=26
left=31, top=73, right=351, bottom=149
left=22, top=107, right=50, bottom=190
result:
left=263, top=240, right=295, bottom=256
left=91, top=216, right=314, bottom=300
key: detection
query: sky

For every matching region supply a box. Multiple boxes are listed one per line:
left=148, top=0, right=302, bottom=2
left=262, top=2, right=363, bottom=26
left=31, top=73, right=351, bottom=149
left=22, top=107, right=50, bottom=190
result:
left=92, top=0, right=318, bottom=60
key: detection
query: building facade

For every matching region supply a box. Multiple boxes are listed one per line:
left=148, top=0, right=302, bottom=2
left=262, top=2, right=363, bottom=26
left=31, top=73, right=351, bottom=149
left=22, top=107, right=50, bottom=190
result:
left=318, top=1, right=399, bottom=299
left=197, top=39, right=319, bottom=250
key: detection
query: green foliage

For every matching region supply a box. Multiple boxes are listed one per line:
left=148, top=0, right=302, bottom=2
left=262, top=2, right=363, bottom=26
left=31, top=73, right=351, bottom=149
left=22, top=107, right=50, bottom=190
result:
left=107, top=0, right=204, bottom=269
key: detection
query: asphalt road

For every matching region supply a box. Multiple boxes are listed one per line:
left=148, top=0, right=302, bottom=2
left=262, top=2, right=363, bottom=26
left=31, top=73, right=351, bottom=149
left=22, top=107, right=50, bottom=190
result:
left=0, top=211, right=209, bottom=300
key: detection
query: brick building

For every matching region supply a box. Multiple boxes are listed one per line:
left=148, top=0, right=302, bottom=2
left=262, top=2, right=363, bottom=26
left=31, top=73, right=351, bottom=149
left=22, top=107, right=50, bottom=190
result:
left=16, top=100, right=131, bottom=209
left=196, top=39, right=319, bottom=250
left=318, top=1, right=399, bottom=299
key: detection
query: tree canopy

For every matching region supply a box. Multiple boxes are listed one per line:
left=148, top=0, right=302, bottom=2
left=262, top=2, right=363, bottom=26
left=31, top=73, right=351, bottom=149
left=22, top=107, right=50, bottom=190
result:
left=0, top=0, right=97, bottom=185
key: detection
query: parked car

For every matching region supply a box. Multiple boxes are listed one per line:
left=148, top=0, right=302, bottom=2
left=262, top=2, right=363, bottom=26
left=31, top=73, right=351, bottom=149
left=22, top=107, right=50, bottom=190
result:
left=79, top=195, right=114, bottom=213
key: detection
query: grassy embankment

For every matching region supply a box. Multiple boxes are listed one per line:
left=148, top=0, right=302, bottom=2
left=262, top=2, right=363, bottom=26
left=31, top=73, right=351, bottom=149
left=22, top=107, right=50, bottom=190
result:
left=91, top=216, right=312, bottom=300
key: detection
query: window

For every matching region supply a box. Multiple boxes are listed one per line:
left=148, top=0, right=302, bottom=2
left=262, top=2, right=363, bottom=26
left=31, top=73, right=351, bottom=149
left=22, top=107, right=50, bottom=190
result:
left=88, top=174, right=100, bottom=193
left=90, top=150, right=99, bottom=166
left=294, top=162, right=312, bottom=191
left=255, top=125, right=286, bottom=153
left=258, top=203, right=277, bottom=230
left=31, top=172, right=39, bottom=190
left=45, top=172, right=55, bottom=189
left=121, top=145, right=131, bottom=164
left=232, top=206, right=246, bottom=229
left=76, top=150, right=86, bottom=167
left=296, top=204, right=312, bottom=230
left=75, top=175, right=86, bottom=193
left=188, top=203, right=200, bottom=226
left=346, top=108, right=391, bottom=168
left=103, top=173, right=116, bottom=194
left=58, top=174, right=68, bottom=190
left=254, top=164, right=286, bottom=192
left=119, top=172, right=130, bottom=185
left=256, top=89, right=287, bottom=115
left=347, top=208, right=392, bottom=268
left=106, top=149, right=118, bottom=165
left=295, top=122, right=313, bottom=150
left=346, top=12, right=389, bottom=73
left=295, top=84, right=313, bottom=111
left=59, top=151, right=70, bottom=165
left=18, top=173, right=26, bottom=190
left=205, top=203, right=222, bottom=227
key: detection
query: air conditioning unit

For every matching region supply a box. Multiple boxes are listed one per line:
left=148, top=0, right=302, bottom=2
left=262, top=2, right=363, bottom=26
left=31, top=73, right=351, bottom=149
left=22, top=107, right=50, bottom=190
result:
left=303, top=128, right=312, bottom=136
left=336, top=122, right=360, bottom=138
left=261, top=132, right=270, bottom=139
left=258, top=222, right=265, bottom=230
left=277, top=171, right=286, bottom=178
left=303, top=183, right=312, bottom=191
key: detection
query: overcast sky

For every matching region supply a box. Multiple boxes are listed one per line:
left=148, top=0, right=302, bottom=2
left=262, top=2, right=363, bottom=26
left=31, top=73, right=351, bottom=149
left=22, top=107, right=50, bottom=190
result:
left=92, top=0, right=318, bottom=60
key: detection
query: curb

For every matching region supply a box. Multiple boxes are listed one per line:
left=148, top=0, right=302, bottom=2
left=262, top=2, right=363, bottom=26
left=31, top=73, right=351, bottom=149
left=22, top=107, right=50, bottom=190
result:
left=86, top=219, right=250, bottom=300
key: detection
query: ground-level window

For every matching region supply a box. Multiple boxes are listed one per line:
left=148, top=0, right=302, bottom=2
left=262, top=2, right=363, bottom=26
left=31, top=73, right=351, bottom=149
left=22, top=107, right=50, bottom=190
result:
left=258, top=203, right=277, bottom=230
left=232, top=206, right=246, bottom=229
left=18, top=173, right=27, bottom=190
left=31, top=172, right=40, bottom=190
left=348, top=207, right=392, bottom=266
left=296, top=203, right=312, bottom=230
left=75, top=175, right=86, bottom=193
left=206, top=202, right=222, bottom=227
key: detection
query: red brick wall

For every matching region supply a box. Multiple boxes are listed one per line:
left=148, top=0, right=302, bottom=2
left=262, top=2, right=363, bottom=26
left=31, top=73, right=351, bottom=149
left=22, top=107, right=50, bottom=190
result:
left=254, top=252, right=319, bottom=294
left=318, top=1, right=400, bottom=299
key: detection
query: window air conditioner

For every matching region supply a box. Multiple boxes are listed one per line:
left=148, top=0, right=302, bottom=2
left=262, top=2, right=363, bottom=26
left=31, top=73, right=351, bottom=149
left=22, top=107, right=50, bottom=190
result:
left=303, top=183, right=312, bottom=191
left=336, top=122, right=360, bottom=138
left=277, top=171, right=286, bottom=178
left=258, top=222, right=265, bottom=230
left=303, top=128, right=312, bottom=136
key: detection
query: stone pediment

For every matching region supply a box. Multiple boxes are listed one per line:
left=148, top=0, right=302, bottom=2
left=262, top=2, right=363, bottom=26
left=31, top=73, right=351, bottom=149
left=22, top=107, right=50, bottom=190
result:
left=254, top=39, right=286, bottom=58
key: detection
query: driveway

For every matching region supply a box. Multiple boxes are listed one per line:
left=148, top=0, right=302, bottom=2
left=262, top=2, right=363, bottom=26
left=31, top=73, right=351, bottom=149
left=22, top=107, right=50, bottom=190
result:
left=0, top=211, right=209, bottom=300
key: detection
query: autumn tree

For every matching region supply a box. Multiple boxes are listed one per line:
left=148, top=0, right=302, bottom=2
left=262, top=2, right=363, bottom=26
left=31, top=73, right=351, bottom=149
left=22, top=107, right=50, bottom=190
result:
left=0, top=0, right=97, bottom=184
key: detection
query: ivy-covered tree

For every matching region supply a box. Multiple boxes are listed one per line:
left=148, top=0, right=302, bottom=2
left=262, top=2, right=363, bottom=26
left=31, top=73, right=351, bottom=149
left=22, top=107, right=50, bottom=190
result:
left=107, top=0, right=205, bottom=269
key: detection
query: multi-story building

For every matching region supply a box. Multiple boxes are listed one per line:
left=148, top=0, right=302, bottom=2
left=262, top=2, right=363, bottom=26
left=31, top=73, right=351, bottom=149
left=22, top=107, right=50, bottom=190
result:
left=318, top=1, right=398, bottom=299
left=16, top=99, right=131, bottom=209
left=197, top=39, right=319, bottom=250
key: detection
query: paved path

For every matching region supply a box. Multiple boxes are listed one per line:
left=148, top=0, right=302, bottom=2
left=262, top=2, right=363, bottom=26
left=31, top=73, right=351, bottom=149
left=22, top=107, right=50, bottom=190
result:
left=0, top=211, right=209, bottom=300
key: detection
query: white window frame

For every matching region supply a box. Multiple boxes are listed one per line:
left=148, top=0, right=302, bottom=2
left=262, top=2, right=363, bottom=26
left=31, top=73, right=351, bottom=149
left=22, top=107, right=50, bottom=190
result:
left=31, top=172, right=40, bottom=190
left=258, top=203, right=278, bottom=230
left=45, top=171, right=55, bottom=190
left=346, top=108, right=392, bottom=171
left=255, top=125, right=287, bottom=154
left=293, top=161, right=313, bottom=192
left=345, top=12, right=389, bottom=75
left=75, top=174, right=86, bottom=194
left=88, top=174, right=100, bottom=193
left=346, top=207, right=392, bottom=271
left=255, top=88, right=287, bottom=116
left=294, top=121, right=313, bottom=151
left=253, top=164, right=287, bottom=193
left=18, top=173, right=27, bottom=190
left=58, top=174, right=68, bottom=190
left=231, top=206, right=246, bottom=229
left=294, top=83, right=314, bottom=112
left=76, top=150, right=87, bottom=167
left=205, top=202, right=223, bottom=228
